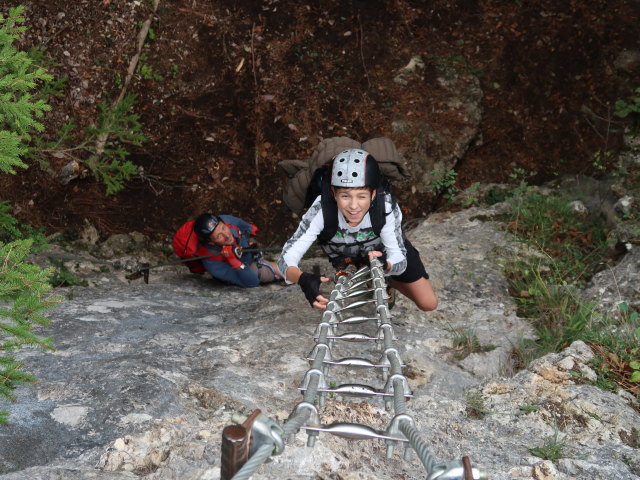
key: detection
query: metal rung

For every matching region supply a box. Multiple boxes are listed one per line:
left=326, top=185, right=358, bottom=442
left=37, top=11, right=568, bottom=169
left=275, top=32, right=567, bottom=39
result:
left=302, top=422, right=408, bottom=442
left=335, top=289, right=375, bottom=300
left=299, top=383, right=413, bottom=398
left=345, top=268, right=371, bottom=282
left=306, top=356, right=404, bottom=369
left=315, top=332, right=380, bottom=342
left=342, top=278, right=372, bottom=291
left=330, top=299, right=377, bottom=312
left=329, top=315, right=379, bottom=325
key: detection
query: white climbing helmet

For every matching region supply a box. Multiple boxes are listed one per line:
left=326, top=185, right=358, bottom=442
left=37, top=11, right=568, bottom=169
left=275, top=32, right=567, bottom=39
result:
left=330, top=149, right=380, bottom=189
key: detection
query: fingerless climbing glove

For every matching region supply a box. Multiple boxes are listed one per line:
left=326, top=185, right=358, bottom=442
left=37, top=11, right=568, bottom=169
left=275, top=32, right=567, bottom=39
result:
left=298, top=272, right=323, bottom=306
left=370, top=251, right=387, bottom=270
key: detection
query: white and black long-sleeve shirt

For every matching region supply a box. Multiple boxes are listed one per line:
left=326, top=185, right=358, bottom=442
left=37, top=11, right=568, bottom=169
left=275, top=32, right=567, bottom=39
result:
left=277, top=194, right=407, bottom=284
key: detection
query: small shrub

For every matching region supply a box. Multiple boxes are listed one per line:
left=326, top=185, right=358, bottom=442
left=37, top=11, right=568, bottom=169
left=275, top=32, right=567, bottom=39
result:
left=428, top=168, right=459, bottom=203
left=0, top=201, right=48, bottom=252
left=614, top=87, right=640, bottom=130
left=583, top=303, right=640, bottom=398
left=529, top=424, right=569, bottom=461
left=506, top=190, right=610, bottom=285
left=465, top=390, right=488, bottom=419
left=48, top=259, right=87, bottom=288
left=501, top=184, right=640, bottom=403
left=35, top=94, right=145, bottom=194
left=451, top=327, right=496, bottom=360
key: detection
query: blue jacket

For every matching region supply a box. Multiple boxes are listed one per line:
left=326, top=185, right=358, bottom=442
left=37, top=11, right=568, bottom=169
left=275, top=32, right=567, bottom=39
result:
left=201, top=215, right=260, bottom=287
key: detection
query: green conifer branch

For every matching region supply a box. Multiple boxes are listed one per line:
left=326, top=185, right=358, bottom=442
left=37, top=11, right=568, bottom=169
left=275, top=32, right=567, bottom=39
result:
left=0, top=5, right=52, bottom=172
left=0, top=239, right=61, bottom=414
left=0, top=7, right=63, bottom=421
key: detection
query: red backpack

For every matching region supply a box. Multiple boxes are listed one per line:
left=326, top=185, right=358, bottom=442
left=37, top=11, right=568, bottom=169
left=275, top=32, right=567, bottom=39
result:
left=172, top=220, right=213, bottom=274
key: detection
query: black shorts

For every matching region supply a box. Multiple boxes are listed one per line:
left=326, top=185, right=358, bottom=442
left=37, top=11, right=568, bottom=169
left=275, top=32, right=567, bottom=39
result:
left=390, top=239, right=429, bottom=284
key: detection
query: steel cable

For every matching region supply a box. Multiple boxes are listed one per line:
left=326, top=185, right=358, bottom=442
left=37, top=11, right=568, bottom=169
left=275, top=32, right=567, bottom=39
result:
left=229, top=443, right=273, bottom=480
left=400, top=420, right=438, bottom=473
left=230, top=261, right=450, bottom=479
left=392, top=378, right=408, bottom=415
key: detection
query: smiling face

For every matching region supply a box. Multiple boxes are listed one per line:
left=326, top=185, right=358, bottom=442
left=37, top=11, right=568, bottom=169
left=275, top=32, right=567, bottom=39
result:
left=207, top=222, right=234, bottom=246
left=332, top=187, right=376, bottom=226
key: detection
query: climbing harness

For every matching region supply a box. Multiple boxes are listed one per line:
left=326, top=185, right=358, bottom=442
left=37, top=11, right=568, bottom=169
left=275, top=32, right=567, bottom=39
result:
left=221, top=259, right=487, bottom=480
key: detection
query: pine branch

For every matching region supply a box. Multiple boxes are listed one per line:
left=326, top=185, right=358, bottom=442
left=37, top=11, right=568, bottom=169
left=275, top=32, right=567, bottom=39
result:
left=94, top=0, right=160, bottom=155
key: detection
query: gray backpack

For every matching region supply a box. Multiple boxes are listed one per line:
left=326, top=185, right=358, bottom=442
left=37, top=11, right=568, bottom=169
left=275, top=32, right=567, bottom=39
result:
left=278, top=136, right=411, bottom=215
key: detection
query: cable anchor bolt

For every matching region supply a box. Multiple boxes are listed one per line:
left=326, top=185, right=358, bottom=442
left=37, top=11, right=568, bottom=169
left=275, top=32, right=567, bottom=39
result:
left=426, top=456, right=488, bottom=480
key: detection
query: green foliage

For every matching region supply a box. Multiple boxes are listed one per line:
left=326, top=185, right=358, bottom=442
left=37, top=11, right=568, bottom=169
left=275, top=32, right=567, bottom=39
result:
left=86, top=94, right=145, bottom=194
left=592, top=149, right=612, bottom=173
left=508, top=264, right=596, bottom=354
left=0, top=5, right=52, bottom=173
left=0, top=201, right=21, bottom=243
left=428, top=168, right=459, bottom=202
left=0, top=201, right=48, bottom=251
left=465, top=390, right=488, bottom=419
left=506, top=189, right=610, bottom=285
left=0, top=6, right=63, bottom=423
left=529, top=424, right=569, bottom=461
left=0, top=239, right=62, bottom=423
left=137, top=53, right=162, bottom=82
left=484, top=186, right=510, bottom=205
left=614, top=87, right=640, bottom=123
left=25, top=46, right=67, bottom=98
left=34, top=93, right=145, bottom=194
left=504, top=185, right=640, bottom=400
left=450, top=326, right=496, bottom=360
left=460, top=181, right=481, bottom=206
left=581, top=303, right=640, bottom=395
left=0, top=6, right=145, bottom=194
left=48, top=259, right=87, bottom=288
left=518, top=404, right=540, bottom=413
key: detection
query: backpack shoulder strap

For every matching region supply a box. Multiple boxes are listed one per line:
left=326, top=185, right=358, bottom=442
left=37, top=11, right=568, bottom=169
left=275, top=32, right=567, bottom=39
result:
left=370, top=188, right=386, bottom=236
left=318, top=179, right=338, bottom=243
left=370, top=185, right=396, bottom=236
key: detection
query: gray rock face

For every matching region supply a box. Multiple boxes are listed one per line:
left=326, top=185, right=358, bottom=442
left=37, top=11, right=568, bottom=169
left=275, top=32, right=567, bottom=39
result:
left=583, top=247, right=640, bottom=318
left=1, top=204, right=638, bottom=480
left=391, top=55, right=484, bottom=193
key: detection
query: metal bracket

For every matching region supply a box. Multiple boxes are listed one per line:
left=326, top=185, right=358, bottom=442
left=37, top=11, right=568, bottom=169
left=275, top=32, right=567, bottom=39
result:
left=306, top=342, right=332, bottom=363
left=293, top=401, right=321, bottom=447
left=299, top=368, right=328, bottom=392
left=385, top=413, right=415, bottom=459
left=313, top=322, right=336, bottom=342
left=231, top=412, right=286, bottom=458
left=426, top=457, right=487, bottom=480
left=377, top=323, right=396, bottom=342
left=384, top=373, right=413, bottom=397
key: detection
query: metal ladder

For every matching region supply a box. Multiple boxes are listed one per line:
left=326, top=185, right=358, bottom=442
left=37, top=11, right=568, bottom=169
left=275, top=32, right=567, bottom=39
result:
left=223, top=259, right=487, bottom=480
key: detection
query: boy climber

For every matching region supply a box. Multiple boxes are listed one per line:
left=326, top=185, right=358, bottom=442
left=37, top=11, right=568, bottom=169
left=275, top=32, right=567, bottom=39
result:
left=277, top=148, right=438, bottom=311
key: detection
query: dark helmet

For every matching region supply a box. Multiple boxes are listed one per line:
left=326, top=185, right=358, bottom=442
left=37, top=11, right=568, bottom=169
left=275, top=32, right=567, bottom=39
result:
left=330, top=149, right=380, bottom=190
left=193, top=213, right=220, bottom=241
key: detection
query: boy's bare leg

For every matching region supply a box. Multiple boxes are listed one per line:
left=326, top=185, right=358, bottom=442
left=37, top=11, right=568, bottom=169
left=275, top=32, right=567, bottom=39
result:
left=392, top=278, right=438, bottom=312
left=253, top=260, right=284, bottom=283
